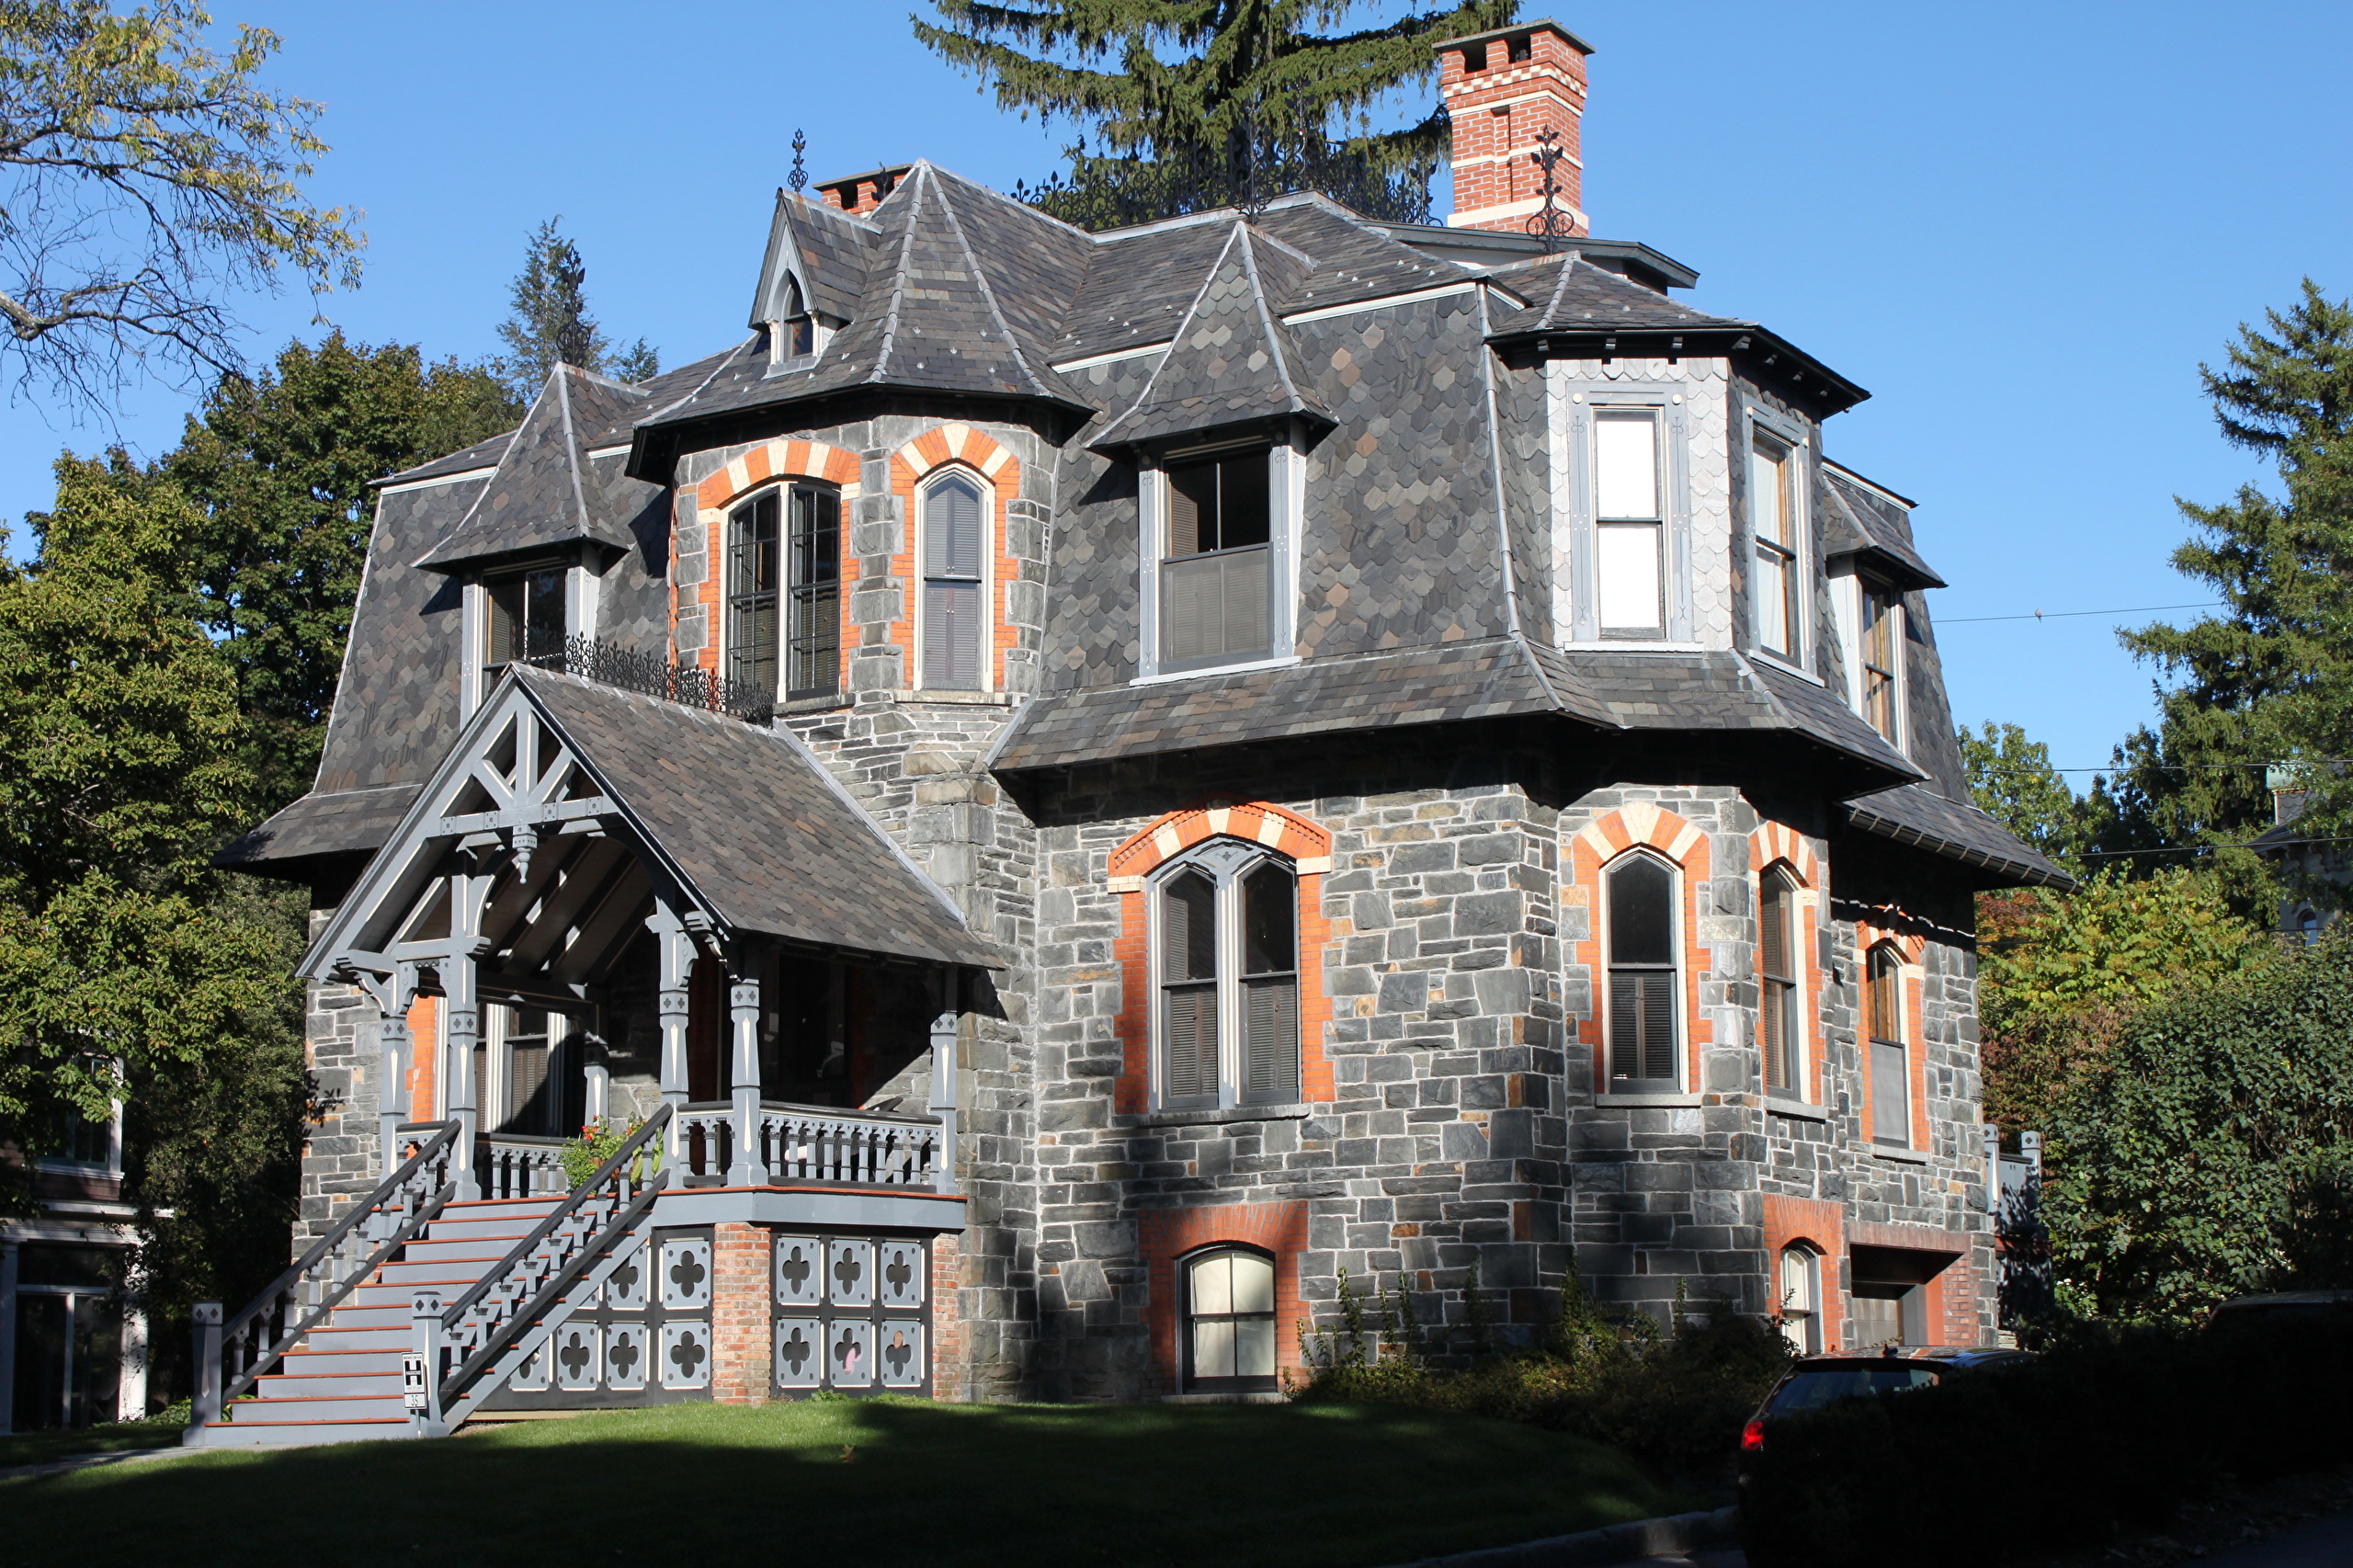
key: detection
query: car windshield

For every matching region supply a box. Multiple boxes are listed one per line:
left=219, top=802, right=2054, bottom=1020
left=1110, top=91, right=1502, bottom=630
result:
left=1767, top=1365, right=1939, bottom=1415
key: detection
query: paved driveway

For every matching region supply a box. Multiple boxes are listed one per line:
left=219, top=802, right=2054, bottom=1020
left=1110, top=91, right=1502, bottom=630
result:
left=2193, top=1508, right=2353, bottom=1567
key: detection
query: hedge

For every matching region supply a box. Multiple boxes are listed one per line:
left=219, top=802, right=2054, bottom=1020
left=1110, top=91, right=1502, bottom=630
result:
left=1739, top=1313, right=2353, bottom=1568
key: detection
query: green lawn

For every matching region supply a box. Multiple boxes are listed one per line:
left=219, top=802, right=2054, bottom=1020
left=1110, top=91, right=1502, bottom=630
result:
left=0, top=1403, right=189, bottom=1471
left=0, top=1399, right=1699, bottom=1567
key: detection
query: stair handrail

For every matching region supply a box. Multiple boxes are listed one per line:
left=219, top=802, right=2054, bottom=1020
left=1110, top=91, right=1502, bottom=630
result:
left=204, top=1119, right=462, bottom=1416
left=435, top=1104, right=673, bottom=1407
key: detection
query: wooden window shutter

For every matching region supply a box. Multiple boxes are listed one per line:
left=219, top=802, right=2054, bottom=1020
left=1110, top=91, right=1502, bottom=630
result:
left=1166, top=467, right=1204, bottom=559
left=1160, top=871, right=1219, bottom=1103
left=923, top=479, right=985, bottom=688
left=1243, top=978, right=1298, bottom=1102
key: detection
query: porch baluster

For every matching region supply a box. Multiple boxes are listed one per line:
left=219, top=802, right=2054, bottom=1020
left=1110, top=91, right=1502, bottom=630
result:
left=444, top=955, right=482, bottom=1202
left=929, top=1005, right=961, bottom=1196
left=650, top=904, right=696, bottom=1165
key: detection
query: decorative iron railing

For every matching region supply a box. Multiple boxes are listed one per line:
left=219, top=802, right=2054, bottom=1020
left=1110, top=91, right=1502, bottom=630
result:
left=520, top=633, right=775, bottom=723
left=481, top=1133, right=569, bottom=1200
left=676, top=1100, right=942, bottom=1189
left=189, top=1119, right=460, bottom=1429
left=427, top=1105, right=673, bottom=1425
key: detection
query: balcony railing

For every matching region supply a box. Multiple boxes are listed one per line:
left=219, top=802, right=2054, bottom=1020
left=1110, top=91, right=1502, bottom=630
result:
left=678, top=1101, right=943, bottom=1189
left=517, top=633, right=775, bottom=724
left=481, top=1133, right=569, bottom=1200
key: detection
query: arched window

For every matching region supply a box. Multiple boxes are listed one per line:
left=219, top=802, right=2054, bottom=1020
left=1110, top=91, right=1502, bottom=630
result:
left=731, top=483, right=841, bottom=700
left=1184, top=1246, right=1278, bottom=1392
left=1759, top=868, right=1801, bottom=1097
left=2300, top=908, right=2323, bottom=947
left=773, top=275, right=814, bottom=358
left=921, top=472, right=985, bottom=689
left=1606, top=851, right=1681, bottom=1089
left=1865, top=944, right=1909, bottom=1148
left=1779, top=1245, right=1821, bottom=1356
left=1154, top=841, right=1299, bottom=1109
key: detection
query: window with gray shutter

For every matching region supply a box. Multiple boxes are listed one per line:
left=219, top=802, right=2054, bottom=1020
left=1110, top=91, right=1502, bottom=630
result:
left=1153, top=842, right=1302, bottom=1109
left=1865, top=944, right=1909, bottom=1146
left=1606, top=853, right=1681, bottom=1088
left=785, top=485, right=840, bottom=699
left=1160, top=449, right=1273, bottom=671
left=728, top=492, right=781, bottom=695
left=1760, top=869, right=1800, bottom=1096
left=922, top=475, right=984, bottom=689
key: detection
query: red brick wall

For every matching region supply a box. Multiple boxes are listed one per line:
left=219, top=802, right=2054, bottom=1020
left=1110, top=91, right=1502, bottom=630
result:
left=930, top=1233, right=963, bottom=1401
left=1139, top=1200, right=1310, bottom=1396
left=1848, top=1218, right=1986, bottom=1349
left=1435, top=24, right=1590, bottom=233
left=710, top=1221, right=774, bottom=1403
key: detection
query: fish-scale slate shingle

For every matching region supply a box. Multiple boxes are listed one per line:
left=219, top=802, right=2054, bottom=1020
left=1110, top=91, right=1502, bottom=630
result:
left=516, top=669, right=1003, bottom=967
left=1091, top=224, right=1334, bottom=449
left=415, top=366, right=650, bottom=569
left=1846, top=782, right=2072, bottom=889
left=217, top=784, right=422, bottom=869
left=1485, top=253, right=1743, bottom=336
left=748, top=187, right=875, bottom=327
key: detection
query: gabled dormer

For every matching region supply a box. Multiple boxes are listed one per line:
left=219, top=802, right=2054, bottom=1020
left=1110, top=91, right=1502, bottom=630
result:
left=745, top=187, right=871, bottom=375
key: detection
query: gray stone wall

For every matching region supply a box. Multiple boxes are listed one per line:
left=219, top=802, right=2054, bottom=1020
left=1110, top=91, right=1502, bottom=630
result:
left=295, top=908, right=384, bottom=1250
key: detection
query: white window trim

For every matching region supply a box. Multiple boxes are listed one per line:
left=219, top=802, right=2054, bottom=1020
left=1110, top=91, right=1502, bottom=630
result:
left=1833, top=566, right=1908, bottom=756
left=1552, top=373, right=1695, bottom=646
left=1863, top=940, right=1916, bottom=1153
left=1135, top=429, right=1302, bottom=681
left=32, top=1056, right=124, bottom=1179
left=1599, top=846, right=1687, bottom=1093
left=1743, top=407, right=1813, bottom=669
left=1147, top=840, right=1300, bottom=1112
left=1779, top=1244, right=1823, bottom=1355
left=912, top=466, right=996, bottom=695
left=463, top=550, right=598, bottom=720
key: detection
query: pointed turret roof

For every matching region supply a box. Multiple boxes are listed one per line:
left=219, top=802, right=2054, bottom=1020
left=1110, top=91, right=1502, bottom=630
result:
left=1089, top=222, right=1335, bottom=450
left=415, top=365, right=651, bottom=571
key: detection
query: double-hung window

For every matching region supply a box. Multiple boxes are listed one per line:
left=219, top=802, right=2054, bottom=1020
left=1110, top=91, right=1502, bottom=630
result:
left=1759, top=869, right=1802, bottom=1098
left=1865, top=944, right=1909, bottom=1148
left=1160, top=448, right=1273, bottom=672
left=729, top=485, right=840, bottom=700
left=1155, top=841, right=1300, bottom=1108
left=1595, top=410, right=1665, bottom=635
left=1605, top=852, right=1681, bottom=1090
left=921, top=473, right=985, bottom=689
left=1184, top=1246, right=1279, bottom=1392
left=485, top=564, right=568, bottom=681
left=1779, top=1246, right=1822, bottom=1355
left=1859, top=576, right=1903, bottom=745
left=1750, top=432, right=1802, bottom=659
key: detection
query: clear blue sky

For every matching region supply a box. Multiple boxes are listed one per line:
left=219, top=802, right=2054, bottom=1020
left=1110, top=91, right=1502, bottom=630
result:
left=6, top=1, right=2347, bottom=779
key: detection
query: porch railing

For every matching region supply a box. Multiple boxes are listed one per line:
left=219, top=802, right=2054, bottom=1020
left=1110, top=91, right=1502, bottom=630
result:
left=521, top=633, right=774, bottom=723
left=677, top=1100, right=943, bottom=1189
left=188, top=1119, right=461, bottom=1434
left=481, top=1133, right=569, bottom=1201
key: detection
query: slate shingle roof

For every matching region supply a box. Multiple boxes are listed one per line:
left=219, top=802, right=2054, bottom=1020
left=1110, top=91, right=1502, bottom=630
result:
left=1091, top=224, right=1335, bottom=449
left=517, top=670, right=1004, bottom=968
left=217, top=784, right=421, bottom=869
left=414, top=366, right=653, bottom=570
left=1845, top=782, right=2073, bottom=889
left=1822, top=467, right=1945, bottom=589
left=1484, top=253, right=1742, bottom=335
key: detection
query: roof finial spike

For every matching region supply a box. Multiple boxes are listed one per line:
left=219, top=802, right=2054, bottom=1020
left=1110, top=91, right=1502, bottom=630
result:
left=1525, top=129, right=1574, bottom=255
left=788, top=130, right=808, bottom=194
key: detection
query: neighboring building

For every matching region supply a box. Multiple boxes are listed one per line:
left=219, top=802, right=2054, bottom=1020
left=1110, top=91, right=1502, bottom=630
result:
left=2258, top=766, right=2344, bottom=942
left=209, top=18, right=2063, bottom=1439
left=1, top=1087, right=151, bottom=1433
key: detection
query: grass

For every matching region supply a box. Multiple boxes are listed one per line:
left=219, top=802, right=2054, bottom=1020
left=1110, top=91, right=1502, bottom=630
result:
left=0, top=1398, right=1699, bottom=1567
left=0, top=1403, right=189, bottom=1471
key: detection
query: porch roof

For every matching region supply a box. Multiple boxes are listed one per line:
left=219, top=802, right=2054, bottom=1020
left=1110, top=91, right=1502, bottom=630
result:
left=513, top=669, right=1004, bottom=969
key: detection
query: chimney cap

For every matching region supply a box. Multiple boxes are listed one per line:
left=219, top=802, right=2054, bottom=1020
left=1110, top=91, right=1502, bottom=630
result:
left=1430, top=17, right=1596, bottom=56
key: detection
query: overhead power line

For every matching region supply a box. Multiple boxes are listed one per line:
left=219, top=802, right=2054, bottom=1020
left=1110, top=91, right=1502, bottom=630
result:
left=1939, top=601, right=2226, bottom=625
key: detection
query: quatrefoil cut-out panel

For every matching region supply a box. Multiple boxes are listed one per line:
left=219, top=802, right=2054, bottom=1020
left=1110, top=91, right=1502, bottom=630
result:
left=771, top=1231, right=931, bottom=1397
left=662, top=1236, right=713, bottom=1311
left=827, top=1240, right=874, bottom=1308
left=879, top=1321, right=926, bottom=1388
left=492, top=1227, right=715, bottom=1414
left=879, top=1242, right=925, bottom=1307
left=775, top=1236, right=823, bottom=1307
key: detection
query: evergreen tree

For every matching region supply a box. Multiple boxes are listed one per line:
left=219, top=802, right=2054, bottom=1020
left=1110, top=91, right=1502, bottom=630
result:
left=494, top=217, right=659, bottom=399
left=165, top=332, right=522, bottom=810
left=2111, top=279, right=2353, bottom=910
left=915, top=1, right=1518, bottom=229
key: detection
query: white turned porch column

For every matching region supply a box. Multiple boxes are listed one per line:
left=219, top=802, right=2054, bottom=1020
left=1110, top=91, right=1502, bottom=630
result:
left=376, top=961, right=418, bottom=1176
left=729, top=960, right=766, bottom=1187
left=442, top=953, right=481, bottom=1201
left=648, top=903, right=696, bottom=1165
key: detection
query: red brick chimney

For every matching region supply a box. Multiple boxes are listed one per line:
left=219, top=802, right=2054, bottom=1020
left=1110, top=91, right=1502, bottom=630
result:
left=818, top=164, right=914, bottom=217
left=1433, top=19, right=1592, bottom=234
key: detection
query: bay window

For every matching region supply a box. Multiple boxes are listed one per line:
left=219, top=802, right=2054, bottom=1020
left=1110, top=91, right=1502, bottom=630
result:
left=1865, top=944, right=1909, bottom=1148
left=729, top=484, right=840, bottom=700
left=921, top=472, right=985, bottom=690
left=1595, top=410, right=1665, bottom=635
left=1750, top=431, right=1802, bottom=659
left=1760, top=869, right=1802, bottom=1098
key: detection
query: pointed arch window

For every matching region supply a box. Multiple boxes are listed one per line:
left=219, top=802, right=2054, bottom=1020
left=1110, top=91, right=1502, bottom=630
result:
left=1154, top=840, right=1300, bottom=1109
left=1760, top=868, right=1802, bottom=1097
left=921, top=472, right=986, bottom=690
left=1865, top=943, right=1909, bottom=1148
left=1605, top=851, right=1681, bottom=1090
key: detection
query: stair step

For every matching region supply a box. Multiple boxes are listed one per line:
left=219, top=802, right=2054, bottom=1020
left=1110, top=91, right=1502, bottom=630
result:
left=199, top=1416, right=413, bottom=1447
left=272, top=1347, right=408, bottom=1376
left=254, top=1370, right=406, bottom=1399
left=299, top=1325, right=411, bottom=1352
left=393, top=1242, right=534, bottom=1266
left=230, top=1393, right=411, bottom=1422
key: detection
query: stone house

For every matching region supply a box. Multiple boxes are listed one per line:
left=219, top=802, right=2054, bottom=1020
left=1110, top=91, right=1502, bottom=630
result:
left=206, top=17, right=2062, bottom=1442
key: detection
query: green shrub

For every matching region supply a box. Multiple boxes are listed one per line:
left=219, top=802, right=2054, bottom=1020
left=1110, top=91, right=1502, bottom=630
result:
left=1292, top=1274, right=1790, bottom=1483
left=1739, top=1312, right=2353, bottom=1568
left=558, top=1118, right=654, bottom=1189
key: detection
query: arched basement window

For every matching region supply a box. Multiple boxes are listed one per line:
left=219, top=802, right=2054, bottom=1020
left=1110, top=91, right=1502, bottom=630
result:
left=1184, top=1246, right=1278, bottom=1392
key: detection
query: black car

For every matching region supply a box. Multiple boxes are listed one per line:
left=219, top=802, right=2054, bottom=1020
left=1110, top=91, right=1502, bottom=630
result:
left=1740, top=1346, right=2036, bottom=1459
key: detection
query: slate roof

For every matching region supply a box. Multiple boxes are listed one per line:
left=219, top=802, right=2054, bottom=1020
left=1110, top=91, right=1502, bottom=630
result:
left=1822, top=467, right=1945, bottom=589
left=414, top=366, right=654, bottom=570
left=516, top=670, right=1004, bottom=967
left=1845, top=783, right=2073, bottom=889
left=217, top=784, right=422, bottom=869
left=1091, top=223, right=1335, bottom=449
left=747, top=187, right=874, bottom=326
left=1484, top=253, right=1742, bottom=335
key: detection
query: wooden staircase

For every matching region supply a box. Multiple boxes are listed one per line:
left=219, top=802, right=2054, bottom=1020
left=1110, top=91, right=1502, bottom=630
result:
left=197, top=1196, right=563, bottom=1446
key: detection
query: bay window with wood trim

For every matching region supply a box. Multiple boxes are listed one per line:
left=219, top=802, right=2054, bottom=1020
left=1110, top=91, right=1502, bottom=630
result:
left=918, top=471, right=987, bottom=690
left=1603, top=850, right=1683, bottom=1092
left=1748, top=426, right=1804, bottom=661
left=1153, top=840, right=1301, bottom=1109
left=1759, top=867, right=1803, bottom=1099
left=1863, top=943, right=1910, bottom=1148
left=728, top=483, right=840, bottom=700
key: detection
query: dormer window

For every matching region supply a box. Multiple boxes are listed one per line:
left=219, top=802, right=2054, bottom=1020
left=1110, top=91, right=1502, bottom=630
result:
left=1859, top=576, right=1904, bottom=746
left=1159, top=446, right=1273, bottom=673
left=1595, top=410, right=1665, bottom=636
left=774, top=277, right=814, bottom=358
left=484, top=563, right=568, bottom=682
